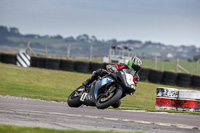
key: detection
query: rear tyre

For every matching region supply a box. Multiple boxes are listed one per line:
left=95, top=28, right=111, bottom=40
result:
left=67, top=86, right=83, bottom=107
left=96, top=88, right=122, bottom=109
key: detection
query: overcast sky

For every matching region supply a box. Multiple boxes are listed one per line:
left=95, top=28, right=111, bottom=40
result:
left=0, top=0, right=199, bottom=46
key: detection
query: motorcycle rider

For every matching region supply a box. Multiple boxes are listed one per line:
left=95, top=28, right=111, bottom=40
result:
left=82, top=56, right=142, bottom=108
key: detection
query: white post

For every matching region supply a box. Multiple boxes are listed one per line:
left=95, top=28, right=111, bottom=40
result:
left=45, top=44, right=48, bottom=57
left=26, top=40, right=36, bottom=56
left=67, top=44, right=71, bottom=59
left=109, top=47, right=111, bottom=63
left=196, top=60, right=199, bottom=74
left=89, top=44, right=93, bottom=61
left=175, top=58, right=179, bottom=72
left=155, top=55, right=157, bottom=69
left=161, top=57, right=164, bottom=71
left=26, top=40, right=30, bottom=54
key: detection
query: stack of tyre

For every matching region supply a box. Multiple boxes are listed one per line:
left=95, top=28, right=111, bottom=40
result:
left=155, top=87, right=179, bottom=110
left=161, top=71, right=177, bottom=86
left=0, top=53, right=16, bottom=65
left=156, top=87, right=200, bottom=112
left=75, top=61, right=90, bottom=73
left=191, top=75, right=200, bottom=89
left=60, top=60, right=75, bottom=72
left=148, top=69, right=163, bottom=84
left=138, top=68, right=149, bottom=81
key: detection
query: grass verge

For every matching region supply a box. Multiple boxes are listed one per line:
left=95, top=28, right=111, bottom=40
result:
left=0, top=124, right=142, bottom=133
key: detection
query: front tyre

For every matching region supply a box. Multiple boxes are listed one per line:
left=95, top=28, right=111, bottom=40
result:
left=67, top=86, right=83, bottom=107
left=96, top=88, right=122, bottom=109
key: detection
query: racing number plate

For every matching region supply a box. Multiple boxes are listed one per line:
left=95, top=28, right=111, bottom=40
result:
left=80, top=92, right=88, bottom=101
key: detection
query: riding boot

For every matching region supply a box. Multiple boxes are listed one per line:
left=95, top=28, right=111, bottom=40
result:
left=112, top=100, right=121, bottom=108
left=82, top=71, right=98, bottom=87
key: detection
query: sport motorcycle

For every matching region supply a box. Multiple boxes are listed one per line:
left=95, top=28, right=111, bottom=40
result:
left=67, top=69, right=136, bottom=109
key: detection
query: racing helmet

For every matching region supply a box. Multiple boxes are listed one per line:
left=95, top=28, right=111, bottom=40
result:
left=127, top=56, right=142, bottom=73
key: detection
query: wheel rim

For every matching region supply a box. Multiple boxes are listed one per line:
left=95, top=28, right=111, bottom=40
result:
left=100, top=93, right=114, bottom=102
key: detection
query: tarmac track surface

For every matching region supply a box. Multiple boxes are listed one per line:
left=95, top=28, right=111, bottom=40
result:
left=0, top=95, right=200, bottom=133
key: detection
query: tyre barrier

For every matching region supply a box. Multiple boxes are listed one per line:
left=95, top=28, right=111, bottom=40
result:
left=1, top=53, right=16, bottom=64
left=161, top=71, right=177, bottom=85
left=60, top=60, right=75, bottom=71
left=30, top=56, right=38, bottom=67
left=0, top=53, right=1, bottom=62
left=155, top=87, right=179, bottom=110
left=176, top=73, right=191, bottom=87
left=139, top=68, right=149, bottom=81
left=75, top=61, right=90, bottom=73
left=36, top=57, right=46, bottom=68
left=148, top=69, right=163, bottom=84
left=46, top=58, right=60, bottom=70
left=156, top=88, right=200, bottom=112
left=89, top=62, right=105, bottom=72
left=191, top=75, right=200, bottom=89
left=177, top=90, right=200, bottom=112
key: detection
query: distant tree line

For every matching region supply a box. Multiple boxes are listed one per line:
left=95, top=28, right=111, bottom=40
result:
left=0, top=25, right=199, bottom=60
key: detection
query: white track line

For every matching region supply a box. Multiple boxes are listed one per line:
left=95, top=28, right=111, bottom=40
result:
left=11, top=109, right=199, bottom=130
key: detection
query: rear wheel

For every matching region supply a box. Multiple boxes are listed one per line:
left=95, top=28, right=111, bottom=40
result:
left=96, top=87, right=122, bottom=109
left=67, top=86, right=84, bottom=107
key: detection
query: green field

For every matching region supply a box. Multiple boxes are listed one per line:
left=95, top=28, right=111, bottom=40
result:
left=141, top=59, right=200, bottom=75
left=0, top=124, right=141, bottom=133
left=0, top=63, right=199, bottom=110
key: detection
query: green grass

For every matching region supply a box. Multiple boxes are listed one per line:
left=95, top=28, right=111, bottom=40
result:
left=142, top=59, right=200, bottom=75
left=0, top=64, right=89, bottom=102
left=0, top=124, right=142, bottom=133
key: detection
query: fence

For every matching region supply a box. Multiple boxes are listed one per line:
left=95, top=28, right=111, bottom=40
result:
left=0, top=53, right=200, bottom=89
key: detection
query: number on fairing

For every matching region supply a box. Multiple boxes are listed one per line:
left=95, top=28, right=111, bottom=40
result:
left=125, top=73, right=134, bottom=85
left=80, top=92, right=88, bottom=101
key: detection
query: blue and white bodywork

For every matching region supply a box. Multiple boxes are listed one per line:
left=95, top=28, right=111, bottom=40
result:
left=94, top=77, right=115, bottom=99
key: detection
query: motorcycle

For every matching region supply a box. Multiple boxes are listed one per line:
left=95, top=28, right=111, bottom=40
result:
left=67, top=69, right=136, bottom=109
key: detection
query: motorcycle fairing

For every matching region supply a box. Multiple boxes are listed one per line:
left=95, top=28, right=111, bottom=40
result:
left=94, top=77, right=115, bottom=99
left=115, top=70, right=136, bottom=94
left=82, top=83, right=96, bottom=106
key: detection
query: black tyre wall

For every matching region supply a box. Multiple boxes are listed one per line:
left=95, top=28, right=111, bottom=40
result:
left=1, top=54, right=16, bottom=64
left=191, top=75, right=200, bottom=89
left=37, top=57, right=46, bottom=68
left=89, top=62, right=104, bottom=72
left=60, top=60, right=75, bottom=71
left=46, top=58, right=60, bottom=70
left=148, top=69, right=163, bottom=84
left=30, top=56, right=38, bottom=67
left=0, top=53, right=2, bottom=62
left=161, top=71, right=177, bottom=85
left=139, top=68, right=149, bottom=81
left=176, top=73, right=191, bottom=87
left=75, top=61, right=90, bottom=73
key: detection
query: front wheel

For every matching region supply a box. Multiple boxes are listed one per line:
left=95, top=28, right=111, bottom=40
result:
left=96, top=88, right=123, bottom=109
left=67, top=86, right=84, bottom=107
